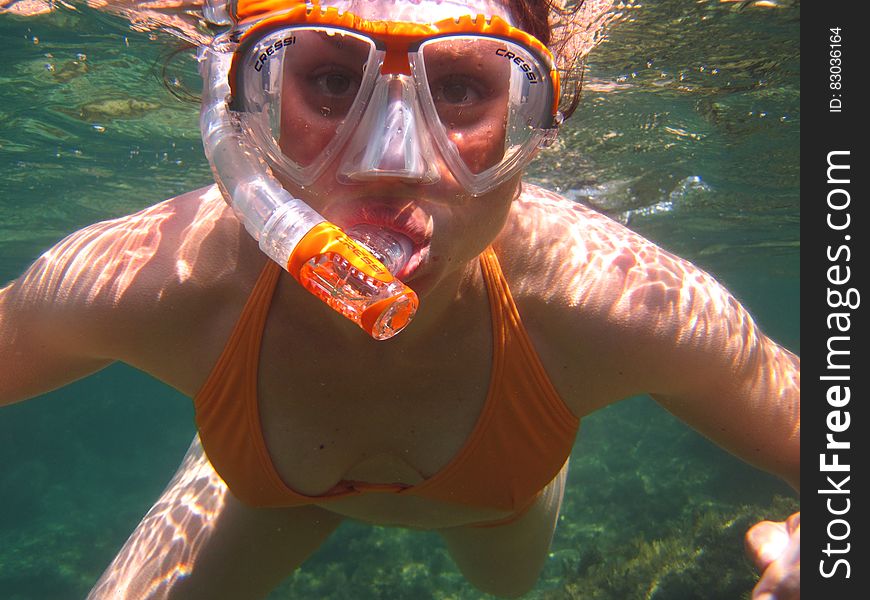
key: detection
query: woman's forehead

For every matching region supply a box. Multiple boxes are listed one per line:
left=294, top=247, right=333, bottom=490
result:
left=297, top=0, right=515, bottom=25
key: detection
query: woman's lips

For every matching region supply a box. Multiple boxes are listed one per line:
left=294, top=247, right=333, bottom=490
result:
left=395, top=243, right=430, bottom=280
left=332, top=202, right=433, bottom=279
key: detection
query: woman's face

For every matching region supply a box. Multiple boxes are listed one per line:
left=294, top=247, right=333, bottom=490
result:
left=276, top=133, right=521, bottom=300
left=272, top=0, right=526, bottom=296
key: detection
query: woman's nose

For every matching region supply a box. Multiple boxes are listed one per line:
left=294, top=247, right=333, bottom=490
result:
left=337, top=74, right=441, bottom=184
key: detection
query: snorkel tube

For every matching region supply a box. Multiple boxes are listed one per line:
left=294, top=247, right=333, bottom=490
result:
left=199, top=0, right=418, bottom=340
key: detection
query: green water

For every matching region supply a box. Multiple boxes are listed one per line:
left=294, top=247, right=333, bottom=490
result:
left=1, top=1, right=798, bottom=598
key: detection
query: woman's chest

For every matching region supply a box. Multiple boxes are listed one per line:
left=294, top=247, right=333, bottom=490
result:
left=253, top=322, right=495, bottom=498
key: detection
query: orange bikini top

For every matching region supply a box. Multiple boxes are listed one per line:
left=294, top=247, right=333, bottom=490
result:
left=194, top=247, right=579, bottom=512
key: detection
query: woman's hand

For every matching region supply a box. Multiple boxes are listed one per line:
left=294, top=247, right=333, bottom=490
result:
left=745, top=512, right=800, bottom=600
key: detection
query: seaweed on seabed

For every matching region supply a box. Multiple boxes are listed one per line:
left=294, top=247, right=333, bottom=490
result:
left=540, top=495, right=799, bottom=600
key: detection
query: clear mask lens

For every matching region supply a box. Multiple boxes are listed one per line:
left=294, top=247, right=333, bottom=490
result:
left=235, top=27, right=378, bottom=184
left=414, top=35, right=554, bottom=187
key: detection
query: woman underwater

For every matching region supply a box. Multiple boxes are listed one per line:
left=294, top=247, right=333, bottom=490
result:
left=0, top=0, right=799, bottom=598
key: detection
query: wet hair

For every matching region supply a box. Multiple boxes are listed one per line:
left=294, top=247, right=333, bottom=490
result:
left=507, top=0, right=588, bottom=118
left=159, top=45, right=201, bottom=104
left=509, top=0, right=555, bottom=46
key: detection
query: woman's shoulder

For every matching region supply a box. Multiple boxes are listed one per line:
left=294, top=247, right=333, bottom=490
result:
left=138, top=184, right=262, bottom=292
left=52, top=186, right=250, bottom=299
left=501, top=182, right=660, bottom=250
left=16, top=185, right=263, bottom=331
left=495, top=182, right=729, bottom=325
left=496, top=183, right=669, bottom=303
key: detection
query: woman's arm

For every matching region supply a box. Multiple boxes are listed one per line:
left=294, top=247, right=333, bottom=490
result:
left=0, top=187, right=247, bottom=406
left=0, top=195, right=194, bottom=406
left=638, top=262, right=800, bottom=491
left=638, top=263, right=800, bottom=599
left=517, top=191, right=801, bottom=487
left=502, top=190, right=800, bottom=483
left=0, top=215, right=152, bottom=404
left=587, top=208, right=800, bottom=599
left=0, top=253, right=114, bottom=405
left=570, top=198, right=800, bottom=599
left=504, top=188, right=801, bottom=597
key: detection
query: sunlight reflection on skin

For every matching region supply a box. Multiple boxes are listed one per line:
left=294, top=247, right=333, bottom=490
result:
left=174, top=185, right=231, bottom=284
left=0, top=189, right=239, bottom=415
left=506, top=184, right=800, bottom=442
left=17, top=205, right=174, bottom=308
left=87, top=437, right=228, bottom=599
left=0, top=0, right=55, bottom=15
left=11, top=186, right=232, bottom=311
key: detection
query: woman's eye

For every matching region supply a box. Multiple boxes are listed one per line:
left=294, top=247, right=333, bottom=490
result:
left=311, top=69, right=360, bottom=98
left=433, top=77, right=485, bottom=105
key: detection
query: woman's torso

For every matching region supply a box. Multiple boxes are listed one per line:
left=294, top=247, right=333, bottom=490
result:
left=100, top=184, right=643, bottom=527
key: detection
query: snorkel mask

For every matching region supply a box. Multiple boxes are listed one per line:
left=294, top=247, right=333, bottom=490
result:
left=200, top=0, right=563, bottom=339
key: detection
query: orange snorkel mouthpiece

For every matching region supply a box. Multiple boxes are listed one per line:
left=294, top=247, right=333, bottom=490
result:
left=287, top=222, right=418, bottom=340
